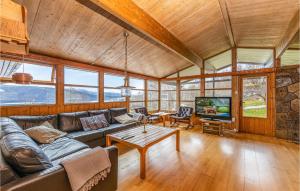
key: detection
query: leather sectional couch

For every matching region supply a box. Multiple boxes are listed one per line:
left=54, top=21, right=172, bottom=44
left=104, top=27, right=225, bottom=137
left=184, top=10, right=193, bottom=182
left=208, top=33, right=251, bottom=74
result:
left=0, top=108, right=138, bottom=191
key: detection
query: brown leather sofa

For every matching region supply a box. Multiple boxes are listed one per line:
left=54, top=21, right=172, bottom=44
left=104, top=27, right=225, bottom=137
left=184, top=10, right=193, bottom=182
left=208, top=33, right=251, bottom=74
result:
left=0, top=108, right=137, bottom=191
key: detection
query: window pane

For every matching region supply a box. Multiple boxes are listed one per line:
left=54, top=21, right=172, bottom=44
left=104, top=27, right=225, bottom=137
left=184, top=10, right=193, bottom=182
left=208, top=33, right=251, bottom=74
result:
left=180, top=101, right=195, bottom=110
left=148, top=91, right=159, bottom=101
left=237, top=48, right=274, bottom=71
left=148, top=101, right=158, bottom=111
left=64, top=86, right=98, bottom=103
left=242, top=77, right=267, bottom=118
left=130, top=78, right=144, bottom=89
left=104, top=88, right=125, bottom=102
left=179, top=65, right=200, bottom=76
left=161, top=91, right=176, bottom=100
left=148, top=80, right=158, bottom=90
left=104, top=73, right=124, bottom=87
left=281, top=49, right=300, bottom=66
left=161, top=81, right=176, bottom=90
left=130, top=102, right=145, bottom=112
left=205, top=50, right=232, bottom=74
left=205, top=90, right=231, bottom=97
left=181, top=79, right=200, bottom=90
left=0, top=83, right=55, bottom=106
left=181, top=90, right=200, bottom=101
left=65, top=67, right=98, bottom=86
left=0, top=60, right=54, bottom=81
left=161, top=100, right=176, bottom=111
left=130, top=90, right=145, bottom=101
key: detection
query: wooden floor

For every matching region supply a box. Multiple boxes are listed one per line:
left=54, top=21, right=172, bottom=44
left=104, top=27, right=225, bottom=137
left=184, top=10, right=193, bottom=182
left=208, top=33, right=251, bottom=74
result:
left=116, top=124, right=300, bottom=191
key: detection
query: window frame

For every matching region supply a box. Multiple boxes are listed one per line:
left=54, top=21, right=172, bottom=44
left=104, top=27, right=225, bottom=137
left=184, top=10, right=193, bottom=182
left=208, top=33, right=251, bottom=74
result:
left=64, top=66, right=99, bottom=104
left=103, top=72, right=126, bottom=103
left=160, top=80, right=177, bottom=112
left=0, top=60, right=57, bottom=106
left=147, top=80, right=159, bottom=112
left=129, top=77, right=145, bottom=111
left=204, top=76, right=232, bottom=97
left=180, top=79, right=201, bottom=110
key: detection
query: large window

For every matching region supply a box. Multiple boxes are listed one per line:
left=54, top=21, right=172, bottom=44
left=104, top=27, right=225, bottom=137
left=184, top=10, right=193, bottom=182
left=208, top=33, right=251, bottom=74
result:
left=205, top=76, right=232, bottom=97
left=104, top=73, right=126, bottom=102
left=0, top=60, right=56, bottom=106
left=147, top=80, right=159, bottom=111
left=129, top=77, right=145, bottom=111
left=160, top=80, right=177, bottom=111
left=180, top=79, right=200, bottom=109
left=237, top=48, right=274, bottom=71
left=64, top=67, right=98, bottom=104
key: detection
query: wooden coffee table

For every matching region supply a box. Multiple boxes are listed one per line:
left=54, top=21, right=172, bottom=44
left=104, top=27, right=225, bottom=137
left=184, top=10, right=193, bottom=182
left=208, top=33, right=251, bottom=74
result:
left=106, top=125, right=180, bottom=179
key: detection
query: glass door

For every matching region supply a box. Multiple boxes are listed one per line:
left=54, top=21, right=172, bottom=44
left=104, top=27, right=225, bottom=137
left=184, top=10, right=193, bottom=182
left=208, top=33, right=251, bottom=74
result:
left=240, top=75, right=271, bottom=135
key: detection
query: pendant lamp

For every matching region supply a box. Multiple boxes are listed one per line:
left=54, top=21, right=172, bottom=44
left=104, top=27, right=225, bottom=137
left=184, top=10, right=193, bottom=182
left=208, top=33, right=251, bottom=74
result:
left=119, top=31, right=134, bottom=97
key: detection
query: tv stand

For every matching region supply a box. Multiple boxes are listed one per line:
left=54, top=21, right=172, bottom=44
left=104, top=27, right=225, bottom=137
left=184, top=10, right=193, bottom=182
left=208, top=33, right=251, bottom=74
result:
left=199, top=118, right=232, bottom=136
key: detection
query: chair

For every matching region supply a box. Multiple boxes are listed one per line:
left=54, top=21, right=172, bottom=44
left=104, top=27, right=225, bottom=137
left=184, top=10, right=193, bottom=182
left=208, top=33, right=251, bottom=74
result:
left=169, top=106, right=193, bottom=129
left=134, top=107, right=160, bottom=123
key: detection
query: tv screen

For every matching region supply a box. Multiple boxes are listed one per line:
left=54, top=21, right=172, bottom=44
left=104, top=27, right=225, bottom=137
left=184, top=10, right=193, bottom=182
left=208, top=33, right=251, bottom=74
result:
left=195, top=97, right=231, bottom=120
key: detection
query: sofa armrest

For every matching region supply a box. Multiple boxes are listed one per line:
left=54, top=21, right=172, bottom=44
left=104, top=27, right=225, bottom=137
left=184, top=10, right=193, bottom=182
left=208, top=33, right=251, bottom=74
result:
left=1, top=146, right=119, bottom=191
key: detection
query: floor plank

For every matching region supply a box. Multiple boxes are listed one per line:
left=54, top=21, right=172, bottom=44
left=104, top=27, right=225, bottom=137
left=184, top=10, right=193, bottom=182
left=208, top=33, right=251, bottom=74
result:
left=116, top=124, right=300, bottom=191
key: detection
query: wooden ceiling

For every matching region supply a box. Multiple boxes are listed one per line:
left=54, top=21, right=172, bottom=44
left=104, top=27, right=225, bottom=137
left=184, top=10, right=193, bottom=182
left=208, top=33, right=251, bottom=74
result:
left=13, top=0, right=299, bottom=78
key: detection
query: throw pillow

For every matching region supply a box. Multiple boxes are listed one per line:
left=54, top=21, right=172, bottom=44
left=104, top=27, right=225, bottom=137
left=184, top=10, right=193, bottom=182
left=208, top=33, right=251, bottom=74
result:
left=25, top=123, right=67, bottom=144
left=114, top=114, right=136, bottom=124
left=132, top=113, right=144, bottom=122
left=80, top=114, right=110, bottom=131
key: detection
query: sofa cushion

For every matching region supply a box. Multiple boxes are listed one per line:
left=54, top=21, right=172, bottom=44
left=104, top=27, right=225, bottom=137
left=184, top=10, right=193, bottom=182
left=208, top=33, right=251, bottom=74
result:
left=67, top=129, right=105, bottom=143
left=25, top=123, right=67, bottom=144
left=114, top=114, right=136, bottom=124
left=80, top=114, right=109, bottom=131
left=0, top=133, right=53, bottom=175
left=88, top=109, right=111, bottom=123
left=109, top=108, right=128, bottom=124
left=58, top=111, right=89, bottom=132
left=40, top=137, right=89, bottom=161
left=0, top=117, right=25, bottom=138
left=102, top=122, right=137, bottom=135
left=9, top=115, right=58, bottom=130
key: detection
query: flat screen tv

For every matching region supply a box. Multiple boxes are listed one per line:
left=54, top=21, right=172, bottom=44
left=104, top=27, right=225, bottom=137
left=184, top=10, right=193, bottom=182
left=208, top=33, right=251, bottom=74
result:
left=195, top=97, right=231, bottom=120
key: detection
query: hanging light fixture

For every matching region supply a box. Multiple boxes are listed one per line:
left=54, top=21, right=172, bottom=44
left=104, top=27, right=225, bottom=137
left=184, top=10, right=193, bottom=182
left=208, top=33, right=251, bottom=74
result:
left=12, top=56, right=33, bottom=84
left=119, top=31, right=135, bottom=97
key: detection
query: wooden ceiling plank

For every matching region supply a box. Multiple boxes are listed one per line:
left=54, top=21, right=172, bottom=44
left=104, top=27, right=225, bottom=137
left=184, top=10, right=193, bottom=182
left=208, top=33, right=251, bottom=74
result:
left=276, top=10, right=300, bottom=58
left=75, top=0, right=203, bottom=67
left=218, top=0, right=236, bottom=47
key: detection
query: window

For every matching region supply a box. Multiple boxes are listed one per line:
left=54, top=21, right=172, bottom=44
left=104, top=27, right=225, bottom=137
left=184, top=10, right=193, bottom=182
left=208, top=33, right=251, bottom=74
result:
left=205, top=50, right=232, bottom=74
left=237, top=48, right=274, bottom=71
left=129, top=77, right=145, bottom=111
left=64, top=67, right=98, bottom=103
left=0, top=59, right=56, bottom=106
left=281, top=49, right=300, bottom=66
left=179, top=65, right=200, bottom=76
left=180, top=79, right=200, bottom=109
left=147, top=80, right=159, bottom=111
left=104, top=73, right=125, bottom=102
left=160, top=80, right=177, bottom=111
left=205, top=76, right=232, bottom=97
left=242, top=77, right=267, bottom=118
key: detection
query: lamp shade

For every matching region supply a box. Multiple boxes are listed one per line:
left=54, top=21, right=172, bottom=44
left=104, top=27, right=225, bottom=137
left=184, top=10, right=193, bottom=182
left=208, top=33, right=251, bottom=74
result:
left=12, top=72, right=33, bottom=84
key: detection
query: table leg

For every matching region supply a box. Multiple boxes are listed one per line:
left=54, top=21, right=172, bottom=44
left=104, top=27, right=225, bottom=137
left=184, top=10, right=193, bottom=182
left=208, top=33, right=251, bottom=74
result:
left=176, top=130, right=180, bottom=152
left=138, top=148, right=147, bottom=179
left=106, top=135, right=111, bottom=146
left=162, top=115, right=166, bottom=127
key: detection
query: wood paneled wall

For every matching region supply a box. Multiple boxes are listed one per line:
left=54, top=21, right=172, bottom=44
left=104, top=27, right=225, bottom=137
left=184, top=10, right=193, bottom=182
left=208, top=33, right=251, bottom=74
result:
left=0, top=53, right=158, bottom=117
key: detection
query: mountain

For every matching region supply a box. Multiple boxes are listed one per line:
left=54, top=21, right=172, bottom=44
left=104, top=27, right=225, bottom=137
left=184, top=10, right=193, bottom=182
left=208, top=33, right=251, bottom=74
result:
left=0, top=84, right=122, bottom=105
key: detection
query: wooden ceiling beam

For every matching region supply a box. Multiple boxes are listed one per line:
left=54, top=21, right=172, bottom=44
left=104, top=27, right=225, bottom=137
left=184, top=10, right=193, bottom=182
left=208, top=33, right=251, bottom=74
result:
left=218, top=0, right=236, bottom=47
left=276, top=10, right=299, bottom=58
left=76, top=0, right=203, bottom=67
